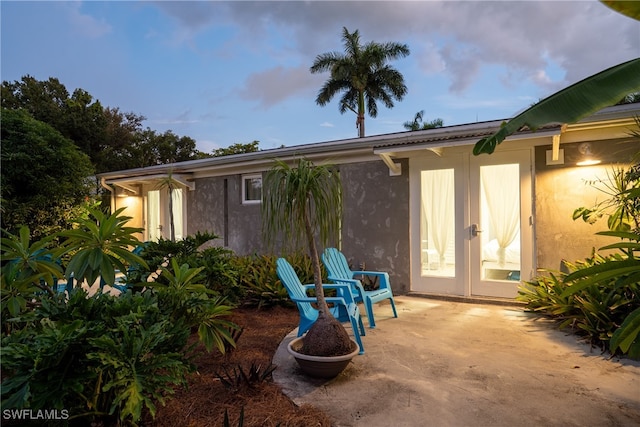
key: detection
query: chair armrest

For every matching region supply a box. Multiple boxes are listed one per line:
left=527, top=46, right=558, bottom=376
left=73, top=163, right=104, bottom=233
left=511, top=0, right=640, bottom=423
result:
left=326, top=296, right=352, bottom=305
left=291, top=295, right=353, bottom=306
left=327, top=276, right=367, bottom=296
left=327, top=275, right=360, bottom=285
left=351, top=271, right=391, bottom=288
left=290, top=296, right=325, bottom=304
left=303, top=283, right=355, bottom=293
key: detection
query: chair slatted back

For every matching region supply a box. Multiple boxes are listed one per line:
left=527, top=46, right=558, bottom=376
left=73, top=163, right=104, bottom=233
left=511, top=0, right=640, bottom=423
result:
left=322, top=248, right=354, bottom=282
left=276, top=258, right=314, bottom=317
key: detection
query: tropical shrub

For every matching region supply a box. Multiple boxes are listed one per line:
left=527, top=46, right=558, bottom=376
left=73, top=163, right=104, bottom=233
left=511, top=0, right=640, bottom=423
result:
left=125, top=231, right=231, bottom=286
left=1, top=226, right=65, bottom=334
left=131, top=231, right=322, bottom=307
left=1, top=211, right=243, bottom=425
left=58, top=207, right=147, bottom=288
left=1, top=289, right=194, bottom=426
left=215, top=362, right=277, bottom=392
left=231, top=252, right=324, bottom=308
left=1, top=228, right=239, bottom=425
left=519, top=253, right=639, bottom=354
left=231, top=254, right=289, bottom=308
left=520, top=154, right=640, bottom=358
left=147, top=258, right=239, bottom=353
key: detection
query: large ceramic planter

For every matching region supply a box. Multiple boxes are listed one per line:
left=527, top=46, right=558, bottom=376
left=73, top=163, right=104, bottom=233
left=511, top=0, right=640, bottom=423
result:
left=287, top=337, right=359, bottom=378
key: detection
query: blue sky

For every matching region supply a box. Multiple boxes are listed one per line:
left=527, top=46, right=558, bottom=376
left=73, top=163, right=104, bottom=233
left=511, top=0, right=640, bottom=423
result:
left=2, top=1, right=639, bottom=153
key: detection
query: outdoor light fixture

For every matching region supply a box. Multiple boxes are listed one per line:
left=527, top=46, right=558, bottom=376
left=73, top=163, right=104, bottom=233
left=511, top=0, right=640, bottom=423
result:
left=116, top=187, right=131, bottom=198
left=576, top=143, right=601, bottom=166
left=115, top=184, right=139, bottom=197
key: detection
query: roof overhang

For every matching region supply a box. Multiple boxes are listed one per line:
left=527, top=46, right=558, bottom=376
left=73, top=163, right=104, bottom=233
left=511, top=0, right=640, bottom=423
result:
left=97, top=103, right=640, bottom=182
left=104, top=173, right=196, bottom=193
left=373, top=126, right=565, bottom=173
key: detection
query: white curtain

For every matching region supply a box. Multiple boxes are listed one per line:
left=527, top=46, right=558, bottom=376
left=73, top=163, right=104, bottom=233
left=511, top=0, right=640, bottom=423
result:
left=147, top=190, right=161, bottom=242
left=481, top=164, right=519, bottom=266
left=171, top=188, right=184, bottom=240
left=421, top=169, right=455, bottom=268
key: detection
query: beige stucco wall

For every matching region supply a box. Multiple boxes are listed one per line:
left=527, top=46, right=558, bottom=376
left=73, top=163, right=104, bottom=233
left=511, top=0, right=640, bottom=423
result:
left=534, top=139, right=640, bottom=272
left=114, top=194, right=144, bottom=242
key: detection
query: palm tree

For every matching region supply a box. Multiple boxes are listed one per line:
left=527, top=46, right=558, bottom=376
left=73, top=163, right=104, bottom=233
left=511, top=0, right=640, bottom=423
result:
left=311, top=27, right=410, bottom=138
left=262, top=158, right=353, bottom=356
left=403, top=110, right=444, bottom=131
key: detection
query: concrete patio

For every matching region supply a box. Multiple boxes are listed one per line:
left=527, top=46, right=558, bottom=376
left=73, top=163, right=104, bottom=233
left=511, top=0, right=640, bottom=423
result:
left=273, top=296, right=640, bottom=426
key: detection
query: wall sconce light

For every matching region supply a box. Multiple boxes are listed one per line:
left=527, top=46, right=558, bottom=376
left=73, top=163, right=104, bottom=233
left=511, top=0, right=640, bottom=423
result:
left=576, top=143, right=601, bottom=166
left=115, top=184, right=138, bottom=198
left=116, top=187, right=132, bottom=198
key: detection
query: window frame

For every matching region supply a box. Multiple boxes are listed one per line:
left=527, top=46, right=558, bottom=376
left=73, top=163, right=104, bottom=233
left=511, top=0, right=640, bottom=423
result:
left=241, top=174, right=262, bottom=204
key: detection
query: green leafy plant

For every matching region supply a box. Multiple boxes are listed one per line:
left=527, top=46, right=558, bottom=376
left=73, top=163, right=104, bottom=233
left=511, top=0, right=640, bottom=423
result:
left=610, top=307, right=640, bottom=357
left=1, top=226, right=63, bottom=290
left=518, top=253, right=639, bottom=354
left=1, top=226, right=64, bottom=333
left=215, top=362, right=277, bottom=391
left=87, top=314, right=192, bottom=423
left=222, top=326, right=244, bottom=355
left=232, top=254, right=289, bottom=308
left=1, top=289, right=194, bottom=426
left=573, top=166, right=640, bottom=232
left=560, top=234, right=640, bottom=357
left=521, top=155, right=640, bottom=357
left=58, top=207, right=147, bottom=287
left=126, top=231, right=230, bottom=290
left=564, top=156, right=640, bottom=357
left=148, top=258, right=240, bottom=353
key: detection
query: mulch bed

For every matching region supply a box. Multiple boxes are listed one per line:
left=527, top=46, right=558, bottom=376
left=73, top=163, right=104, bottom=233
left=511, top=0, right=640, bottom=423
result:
left=148, top=306, right=333, bottom=427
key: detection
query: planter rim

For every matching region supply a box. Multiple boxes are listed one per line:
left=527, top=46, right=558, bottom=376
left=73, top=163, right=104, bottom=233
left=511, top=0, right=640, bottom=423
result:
left=287, top=336, right=359, bottom=362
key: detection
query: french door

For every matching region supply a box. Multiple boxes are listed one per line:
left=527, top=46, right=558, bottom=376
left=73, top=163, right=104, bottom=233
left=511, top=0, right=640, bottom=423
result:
left=145, top=188, right=185, bottom=242
left=410, top=149, right=533, bottom=298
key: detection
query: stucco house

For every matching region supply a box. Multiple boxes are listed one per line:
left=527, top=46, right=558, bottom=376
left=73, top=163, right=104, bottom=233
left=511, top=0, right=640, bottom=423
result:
left=99, top=103, right=640, bottom=301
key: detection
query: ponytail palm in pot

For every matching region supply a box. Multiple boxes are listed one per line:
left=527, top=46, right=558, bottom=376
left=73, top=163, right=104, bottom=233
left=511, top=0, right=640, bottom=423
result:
left=262, top=158, right=354, bottom=357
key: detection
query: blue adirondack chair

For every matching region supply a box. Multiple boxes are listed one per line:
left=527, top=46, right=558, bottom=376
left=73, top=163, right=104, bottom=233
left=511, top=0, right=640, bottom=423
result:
left=276, top=258, right=365, bottom=354
left=322, top=247, right=398, bottom=328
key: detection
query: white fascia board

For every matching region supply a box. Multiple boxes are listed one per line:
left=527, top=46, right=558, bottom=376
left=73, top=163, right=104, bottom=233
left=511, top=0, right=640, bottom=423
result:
left=105, top=173, right=195, bottom=191
left=374, top=127, right=563, bottom=156
left=190, top=148, right=378, bottom=179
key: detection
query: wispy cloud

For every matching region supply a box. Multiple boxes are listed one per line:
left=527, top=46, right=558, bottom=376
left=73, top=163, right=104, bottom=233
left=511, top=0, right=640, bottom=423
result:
left=239, top=65, right=317, bottom=109
left=152, top=110, right=199, bottom=125
left=66, top=2, right=111, bottom=38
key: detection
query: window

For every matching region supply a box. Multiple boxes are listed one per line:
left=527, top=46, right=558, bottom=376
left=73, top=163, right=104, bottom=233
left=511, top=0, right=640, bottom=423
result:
left=242, top=174, right=262, bottom=204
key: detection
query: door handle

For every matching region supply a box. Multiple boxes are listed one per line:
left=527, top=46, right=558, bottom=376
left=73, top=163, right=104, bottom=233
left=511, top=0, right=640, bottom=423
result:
left=471, top=224, right=482, bottom=237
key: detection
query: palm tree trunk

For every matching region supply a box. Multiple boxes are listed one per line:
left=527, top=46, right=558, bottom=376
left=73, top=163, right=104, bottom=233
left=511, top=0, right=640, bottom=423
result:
left=358, top=91, right=365, bottom=138
left=168, top=188, right=175, bottom=241
left=303, top=199, right=329, bottom=315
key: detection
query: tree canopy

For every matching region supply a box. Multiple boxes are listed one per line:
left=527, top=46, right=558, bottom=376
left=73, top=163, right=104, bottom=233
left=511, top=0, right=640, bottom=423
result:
left=311, top=27, right=410, bottom=138
left=1, top=75, right=210, bottom=174
left=1, top=108, right=95, bottom=236
left=1, top=76, right=213, bottom=236
left=213, top=140, right=260, bottom=157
